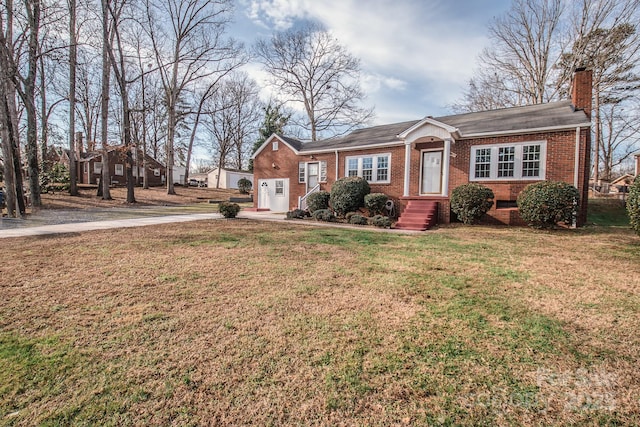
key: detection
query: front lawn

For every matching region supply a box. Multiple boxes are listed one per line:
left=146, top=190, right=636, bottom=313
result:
left=1, top=221, right=639, bottom=425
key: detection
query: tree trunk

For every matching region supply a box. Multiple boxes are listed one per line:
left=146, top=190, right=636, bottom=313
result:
left=100, top=0, right=111, bottom=199
left=68, top=0, right=78, bottom=196
left=24, top=0, right=42, bottom=208
left=166, top=98, right=176, bottom=194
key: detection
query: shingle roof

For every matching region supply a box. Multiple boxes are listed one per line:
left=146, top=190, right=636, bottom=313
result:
left=285, top=101, right=590, bottom=153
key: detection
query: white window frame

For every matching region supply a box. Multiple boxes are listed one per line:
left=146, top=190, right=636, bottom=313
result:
left=154, top=168, right=160, bottom=176
left=115, top=163, right=124, bottom=176
left=272, top=140, right=279, bottom=151
left=94, top=162, right=102, bottom=174
left=275, top=179, right=284, bottom=196
left=470, top=141, right=546, bottom=181
left=344, top=153, right=391, bottom=184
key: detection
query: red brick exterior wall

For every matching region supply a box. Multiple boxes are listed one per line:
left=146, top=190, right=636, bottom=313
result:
left=254, top=126, right=591, bottom=226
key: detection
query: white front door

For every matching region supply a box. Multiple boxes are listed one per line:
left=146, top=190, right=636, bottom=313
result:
left=421, top=151, right=443, bottom=194
left=257, top=178, right=290, bottom=212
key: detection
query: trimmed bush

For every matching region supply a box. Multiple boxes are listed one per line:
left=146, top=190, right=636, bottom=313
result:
left=364, top=193, right=389, bottom=216
left=348, top=214, right=369, bottom=225
left=286, top=209, right=308, bottom=219
left=312, top=209, right=335, bottom=222
left=219, top=202, right=241, bottom=218
left=517, top=181, right=580, bottom=228
left=237, top=177, right=252, bottom=194
left=307, top=191, right=330, bottom=213
left=369, top=215, right=392, bottom=228
left=627, top=175, right=640, bottom=236
left=450, top=183, right=495, bottom=224
left=329, top=176, right=371, bottom=217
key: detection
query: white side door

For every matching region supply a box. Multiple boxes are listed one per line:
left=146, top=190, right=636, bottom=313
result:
left=258, top=178, right=289, bottom=212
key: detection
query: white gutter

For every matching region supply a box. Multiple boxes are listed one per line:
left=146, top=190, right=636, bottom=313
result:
left=403, top=141, right=411, bottom=196
left=463, top=123, right=591, bottom=139
left=335, top=150, right=339, bottom=180
left=574, top=127, right=581, bottom=188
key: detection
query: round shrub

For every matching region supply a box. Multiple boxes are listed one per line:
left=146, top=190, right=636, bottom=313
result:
left=450, top=183, right=494, bottom=224
left=517, top=181, right=580, bottom=228
left=219, top=202, right=241, bottom=218
left=286, top=208, right=307, bottom=219
left=364, top=193, right=389, bottom=216
left=306, top=191, right=330, bottom=213
left=329, top=176, right=371, bottom=217
left=627, top=175, right=640, bottom=236
left=369, top=215, right=391, bottom=228
left=237, top=177, right=252, bottom=194
left=348, top=214, right=369, bottom=225
left=312, top=209, right=335, bottom=222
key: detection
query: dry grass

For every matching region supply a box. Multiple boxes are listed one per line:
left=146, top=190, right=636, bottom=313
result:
left=38, top=186, right=241, bottom=210
left=1, top=220, right=639, bottom=426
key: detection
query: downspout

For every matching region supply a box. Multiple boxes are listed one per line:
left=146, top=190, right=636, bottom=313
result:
left=335, top=150, right=339, bottom=182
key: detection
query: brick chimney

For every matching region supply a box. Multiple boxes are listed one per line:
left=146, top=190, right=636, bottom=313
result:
left=571, top=67, right=592, bottom=119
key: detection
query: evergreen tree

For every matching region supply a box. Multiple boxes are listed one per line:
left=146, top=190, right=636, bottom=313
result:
left=248, top=103, right=290, bottom=171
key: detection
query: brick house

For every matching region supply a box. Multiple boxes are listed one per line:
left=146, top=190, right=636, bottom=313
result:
left=57, top=145, right=167, bottom=187
left=251, top=69, right=593, bottom=229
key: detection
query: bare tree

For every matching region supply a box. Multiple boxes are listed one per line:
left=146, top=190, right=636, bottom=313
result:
left=99, top=0, right=112, bottom=199
left=254, top=22, right=373, bottom=141
left=144, top=0, right=244, bottom=194
left=68, top=0, right=79, bottom=196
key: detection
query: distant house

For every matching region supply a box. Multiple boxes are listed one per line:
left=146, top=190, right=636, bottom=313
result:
left=251, top=68, right=593, bottom=229
left=609, top=174, right=635, bottom=194
left=207, top=168, right=253, bottom=189
left=56, top=145, right=167, bottom=187
left=172, top=166, right=187, bottom=186
left=635, top=151, right=640, bottom=177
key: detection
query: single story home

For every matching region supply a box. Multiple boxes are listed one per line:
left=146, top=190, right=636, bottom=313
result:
left=251, top=69, right=593, bottom=230
left=56, top=145, right=167, bottom=187
left=207, top=168, right=253, bottom=189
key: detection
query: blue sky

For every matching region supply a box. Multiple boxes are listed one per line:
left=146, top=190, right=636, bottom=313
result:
left=230, top=0, right=512, bottom=125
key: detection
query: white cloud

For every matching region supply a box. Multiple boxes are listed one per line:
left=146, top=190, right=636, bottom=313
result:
left=240, top=0, right=508, bottom=121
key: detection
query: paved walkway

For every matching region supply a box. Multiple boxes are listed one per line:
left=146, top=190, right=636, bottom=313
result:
left=0, top=209, right=417, bottom=238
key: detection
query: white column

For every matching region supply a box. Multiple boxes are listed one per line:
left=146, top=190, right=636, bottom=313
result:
left=442, top=138, right=451, bottom=196
left=403, top=141, right=411, bottom=196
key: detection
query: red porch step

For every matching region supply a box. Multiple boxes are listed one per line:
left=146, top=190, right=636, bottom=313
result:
left=394, top=200, right=438, bottom=231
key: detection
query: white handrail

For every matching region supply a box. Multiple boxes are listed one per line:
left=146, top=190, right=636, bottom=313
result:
left=298, top=183, right=321, bottom=210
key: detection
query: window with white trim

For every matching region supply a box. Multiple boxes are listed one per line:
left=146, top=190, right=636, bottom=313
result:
left=275, top=180, right=284, bottom=195
left=272, top=140, right=278, bottom=151
left=115, top=164, right=124, bottom=176
left=470, top=141, right=546, bottom=181
left=344, top=154, right=391, bottom=183
left=94, top=162, right=102, bottom=174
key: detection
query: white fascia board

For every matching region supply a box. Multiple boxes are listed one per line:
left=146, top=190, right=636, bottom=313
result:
left=299, top=140, right=405, bottom=155
left=460, top=123, right=591, bottom=139
left=397, top=117, right=459, bottom=139
left=251, top=134, right=300, bottom=159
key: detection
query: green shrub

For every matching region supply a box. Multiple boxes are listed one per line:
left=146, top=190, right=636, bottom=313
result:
left=517, top=181, right=580, bottom=228
left=364, top=193, right=389, bottom=216
left=237, top=177, right=252, bottom=194
left=219, top=202, right=241, bottom=218
left=312, top=209, right=335, bottom=222
left=306, top=191, right=330, bottom=213
left=286, top=209, right=308, bottom=219
left=627, top=175, right=640, bottom=235
left=329, top=176, right=371, bottom=217
left=369, top=215, right=391, bottom=228
left=40, top=163, right=70, bottom=193
left=450, top=183, right=494, bottom=224
left=348, top=214, right=369, bottom=225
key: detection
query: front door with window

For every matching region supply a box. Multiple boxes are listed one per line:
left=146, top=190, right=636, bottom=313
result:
left=421, top=151, right=443, bottom=194
left=307, top=162, right=319, bottom=191
left=257, top=178, right=289, bottom=212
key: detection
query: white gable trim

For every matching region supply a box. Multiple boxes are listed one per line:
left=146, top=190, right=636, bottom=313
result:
left=397, top=117, right=460, bottom=142
left=251, top=134, right=300, bottom=159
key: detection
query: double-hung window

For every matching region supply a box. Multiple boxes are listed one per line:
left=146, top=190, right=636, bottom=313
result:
left=344, top=154, right=391, bottom=184
left=470, top=141, right=546, bottom=181
left=115, top=164, right=124, bottom=176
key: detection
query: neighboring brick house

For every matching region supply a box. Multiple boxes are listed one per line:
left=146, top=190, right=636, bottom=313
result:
left=251, top=69, right=593, bottom=229
left=57, top=145, right=167, bottom=187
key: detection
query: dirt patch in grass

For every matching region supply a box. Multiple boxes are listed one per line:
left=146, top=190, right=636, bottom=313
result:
left=1, top=221, right=639, bottom=425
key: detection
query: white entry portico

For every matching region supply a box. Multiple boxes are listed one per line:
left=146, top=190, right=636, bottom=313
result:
left=397, top=117, right=458, bottom=198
